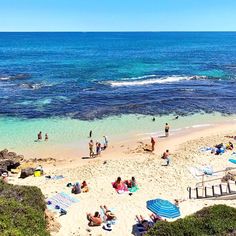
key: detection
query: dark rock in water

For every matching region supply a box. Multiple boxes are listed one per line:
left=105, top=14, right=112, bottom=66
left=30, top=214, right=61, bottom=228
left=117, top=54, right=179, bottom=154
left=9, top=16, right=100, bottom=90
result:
left=10, top=73, right=31, bottom=80
left=20, top=168, right=35, bottom=179
left=20, top=83, right=42, bottom=90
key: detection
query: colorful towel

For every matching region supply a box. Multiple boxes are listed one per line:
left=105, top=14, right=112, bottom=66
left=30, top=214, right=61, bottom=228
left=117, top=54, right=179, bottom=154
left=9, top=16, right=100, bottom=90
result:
left=47, top=192, right=79, bottom=211
left=229, top=159, right=236, bottom=164
left=128, top=186, right=139, bottom=193
left=112, top=182, right=129, bottom=194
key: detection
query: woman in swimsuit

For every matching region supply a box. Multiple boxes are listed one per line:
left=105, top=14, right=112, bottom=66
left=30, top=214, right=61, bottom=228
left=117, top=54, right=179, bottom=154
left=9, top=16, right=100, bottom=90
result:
left=165, top=123, right=170, bottom=137
left=87, top=212, right=102, bottom=226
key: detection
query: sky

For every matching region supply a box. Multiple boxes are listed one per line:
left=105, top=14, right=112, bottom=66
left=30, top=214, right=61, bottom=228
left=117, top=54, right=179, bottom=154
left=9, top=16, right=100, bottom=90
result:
left=0, top=0, right=236, bottom=31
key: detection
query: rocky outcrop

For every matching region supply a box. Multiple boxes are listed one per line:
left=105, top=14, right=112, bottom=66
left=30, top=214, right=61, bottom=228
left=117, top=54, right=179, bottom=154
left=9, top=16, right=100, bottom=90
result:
left=20, top=168, right=35, bottom=179
left=0, top=149, right=24, bottom=174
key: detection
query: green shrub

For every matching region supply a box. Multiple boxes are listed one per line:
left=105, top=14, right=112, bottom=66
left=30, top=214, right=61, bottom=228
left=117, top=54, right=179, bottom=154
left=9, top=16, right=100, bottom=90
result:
left=146, top=205, right=236, bottom=236
left=0, top=181, right=49, bottom=236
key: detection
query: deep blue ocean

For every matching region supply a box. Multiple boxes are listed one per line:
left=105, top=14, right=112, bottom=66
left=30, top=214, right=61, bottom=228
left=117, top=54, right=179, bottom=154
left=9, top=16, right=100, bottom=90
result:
left=0, top=32, right=236, bottom=120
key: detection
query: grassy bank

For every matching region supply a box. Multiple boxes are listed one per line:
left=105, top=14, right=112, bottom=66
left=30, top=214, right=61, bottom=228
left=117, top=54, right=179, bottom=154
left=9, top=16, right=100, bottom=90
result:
left=0, top=181, right=49, bottom=236
left=147, top=204, right=236, bottom=236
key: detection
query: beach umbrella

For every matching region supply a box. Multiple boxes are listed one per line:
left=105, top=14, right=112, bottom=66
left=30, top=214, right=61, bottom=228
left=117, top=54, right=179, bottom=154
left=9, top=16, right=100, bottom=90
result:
left=146, top=198, right=180, bottom=218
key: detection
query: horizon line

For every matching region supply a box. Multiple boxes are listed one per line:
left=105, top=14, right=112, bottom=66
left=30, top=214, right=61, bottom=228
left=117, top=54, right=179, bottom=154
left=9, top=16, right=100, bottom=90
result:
left=0, top=30, right=236, bottom=33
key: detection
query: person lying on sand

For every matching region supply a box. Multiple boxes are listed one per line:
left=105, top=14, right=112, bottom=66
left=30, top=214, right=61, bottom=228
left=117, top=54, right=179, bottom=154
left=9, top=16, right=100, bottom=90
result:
left=225, top=135, right=236, bottom=140
left=124, top=176, right=137, bottom=188
left=100, top=205, right=117, bottom=221
left=87, top=212, right=102, bottom=226
left=174, top=198, right=186, bottom=207
left=136, top=215, right=153, bottom=230
left=226, top=142, right=234, bottom=150
left=149, top=213, right=163, bottom=223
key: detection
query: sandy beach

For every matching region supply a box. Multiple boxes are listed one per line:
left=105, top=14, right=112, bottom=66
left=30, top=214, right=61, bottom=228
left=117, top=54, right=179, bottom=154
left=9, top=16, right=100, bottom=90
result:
left=5, top=119, right=236, bottom=236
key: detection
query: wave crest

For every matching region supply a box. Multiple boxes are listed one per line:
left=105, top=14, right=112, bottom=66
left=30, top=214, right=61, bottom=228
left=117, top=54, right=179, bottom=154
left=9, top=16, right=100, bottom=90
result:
left=108, top=75, right=206, bottom=87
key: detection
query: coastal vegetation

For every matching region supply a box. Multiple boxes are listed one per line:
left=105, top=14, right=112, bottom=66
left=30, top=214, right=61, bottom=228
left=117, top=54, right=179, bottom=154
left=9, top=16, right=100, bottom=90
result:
left=0, top=181, right=49, bottom=236
left=147, top=204, right=236, bottom=236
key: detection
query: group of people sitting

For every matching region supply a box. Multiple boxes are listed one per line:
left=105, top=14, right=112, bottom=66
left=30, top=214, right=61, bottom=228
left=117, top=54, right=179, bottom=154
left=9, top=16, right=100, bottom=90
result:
left=70, top=181, right=89, bottom=194
left=211, top=142, right=234, bottom=155
left=112, top=176, right=137, bottom=193
left=87, top=205, right=117, bottom=231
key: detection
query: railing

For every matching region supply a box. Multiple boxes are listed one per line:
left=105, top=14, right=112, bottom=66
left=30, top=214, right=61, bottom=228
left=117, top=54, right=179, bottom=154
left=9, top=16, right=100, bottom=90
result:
left=187, top=181, right=236, bottom=199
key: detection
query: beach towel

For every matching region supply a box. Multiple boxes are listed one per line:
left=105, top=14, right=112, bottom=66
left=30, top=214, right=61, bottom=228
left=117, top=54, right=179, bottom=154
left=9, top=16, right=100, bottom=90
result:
left=112, top=182, right=129, bottom=194
left=128, top=186, right=139, bottom=193
left=199, top=147, right=212, bottom=152
left=100, top=208, right=117, bottom=225
left=133, top=221, right=154, bottom=236
left=229, top=159, right=236, bottom=164
left=134, top=223, right=147, bottom=236
left=188, top=166, right=216, bottom=179
left=46, top=175, right=64, bottom=180
left=47, top=192, right=79, bottom=212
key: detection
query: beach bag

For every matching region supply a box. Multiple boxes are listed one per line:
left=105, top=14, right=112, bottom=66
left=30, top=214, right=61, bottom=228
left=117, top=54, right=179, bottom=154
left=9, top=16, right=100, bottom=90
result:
left=34, top=170, right=41, bottom=177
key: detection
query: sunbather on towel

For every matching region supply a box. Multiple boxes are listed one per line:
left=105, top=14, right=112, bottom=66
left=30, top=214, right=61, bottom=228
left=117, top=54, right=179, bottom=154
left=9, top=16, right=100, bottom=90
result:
left=113, top=177, right=128, bottom=193
left=87, top=212, right=102, bottom=226
left=124, top=176, right=137, bottom=188
left=150, top=213, right=163, bottom=223
left=100, top=205, right=117, bottom=221
left=225, top=135, right=236, bottom=140
left=226, top=142, right=234, bottom=150
left=72, top=182, right=81, bottom=194
left=136, top=215, right=153, bottom=230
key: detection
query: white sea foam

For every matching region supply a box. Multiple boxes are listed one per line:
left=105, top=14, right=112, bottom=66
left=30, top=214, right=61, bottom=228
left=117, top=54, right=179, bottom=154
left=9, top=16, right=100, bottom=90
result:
left=108, top=75, right=206, bottom=87
left=0, top=77, right=10, bottom=81
left=192, top=124, right=212, bottom=128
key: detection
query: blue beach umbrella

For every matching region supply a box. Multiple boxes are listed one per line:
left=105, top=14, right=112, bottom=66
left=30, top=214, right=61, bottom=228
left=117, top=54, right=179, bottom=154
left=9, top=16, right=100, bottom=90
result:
left=146, top=198, right=180, bottom=218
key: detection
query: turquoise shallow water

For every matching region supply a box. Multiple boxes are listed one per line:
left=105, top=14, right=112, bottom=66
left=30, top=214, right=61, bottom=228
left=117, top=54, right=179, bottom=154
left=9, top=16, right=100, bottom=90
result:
left=1, top=113, right=235, bottom=155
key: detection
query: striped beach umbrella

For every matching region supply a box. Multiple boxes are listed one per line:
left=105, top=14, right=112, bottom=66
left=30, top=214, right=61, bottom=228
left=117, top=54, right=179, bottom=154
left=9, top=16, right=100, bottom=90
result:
left=146, top=198, right=180, bottom=218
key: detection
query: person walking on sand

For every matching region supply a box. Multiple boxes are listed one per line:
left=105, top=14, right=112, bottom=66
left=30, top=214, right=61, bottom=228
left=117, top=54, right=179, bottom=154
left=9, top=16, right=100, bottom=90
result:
left=151, top=137, right=156, bottom=152
left=89, top=130, right=92, bottom=138
left=162, top=149, right=170, bottom=166
left=45, top=133, right=48, bottom=141
left=38, top=131, right=42, bottom=141
left=165, top=123, right=170, bottom=137
left=89, top=140, right=94, bottom=158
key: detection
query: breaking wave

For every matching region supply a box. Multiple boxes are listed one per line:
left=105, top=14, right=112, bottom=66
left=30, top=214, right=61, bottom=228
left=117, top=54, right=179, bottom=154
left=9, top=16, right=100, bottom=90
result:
left=108, top=75, right=206, bottom=87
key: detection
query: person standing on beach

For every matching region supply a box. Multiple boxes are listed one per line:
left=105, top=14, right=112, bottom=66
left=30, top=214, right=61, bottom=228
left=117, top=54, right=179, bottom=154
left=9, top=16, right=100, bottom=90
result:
left=151, top=137, right=156, bottom=152
left=38, top=131, right=42, bottom=141
left=103, top=136, right=108, bottom=149
left=165, top=123, right=170, bottom=137
left=45, top=133, right=48, bottom=141
left=89, top=140, right=94, bottom=158
left=89, top=130, right=92, bottom=138
left=162, top=150, right=170, bottom=166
